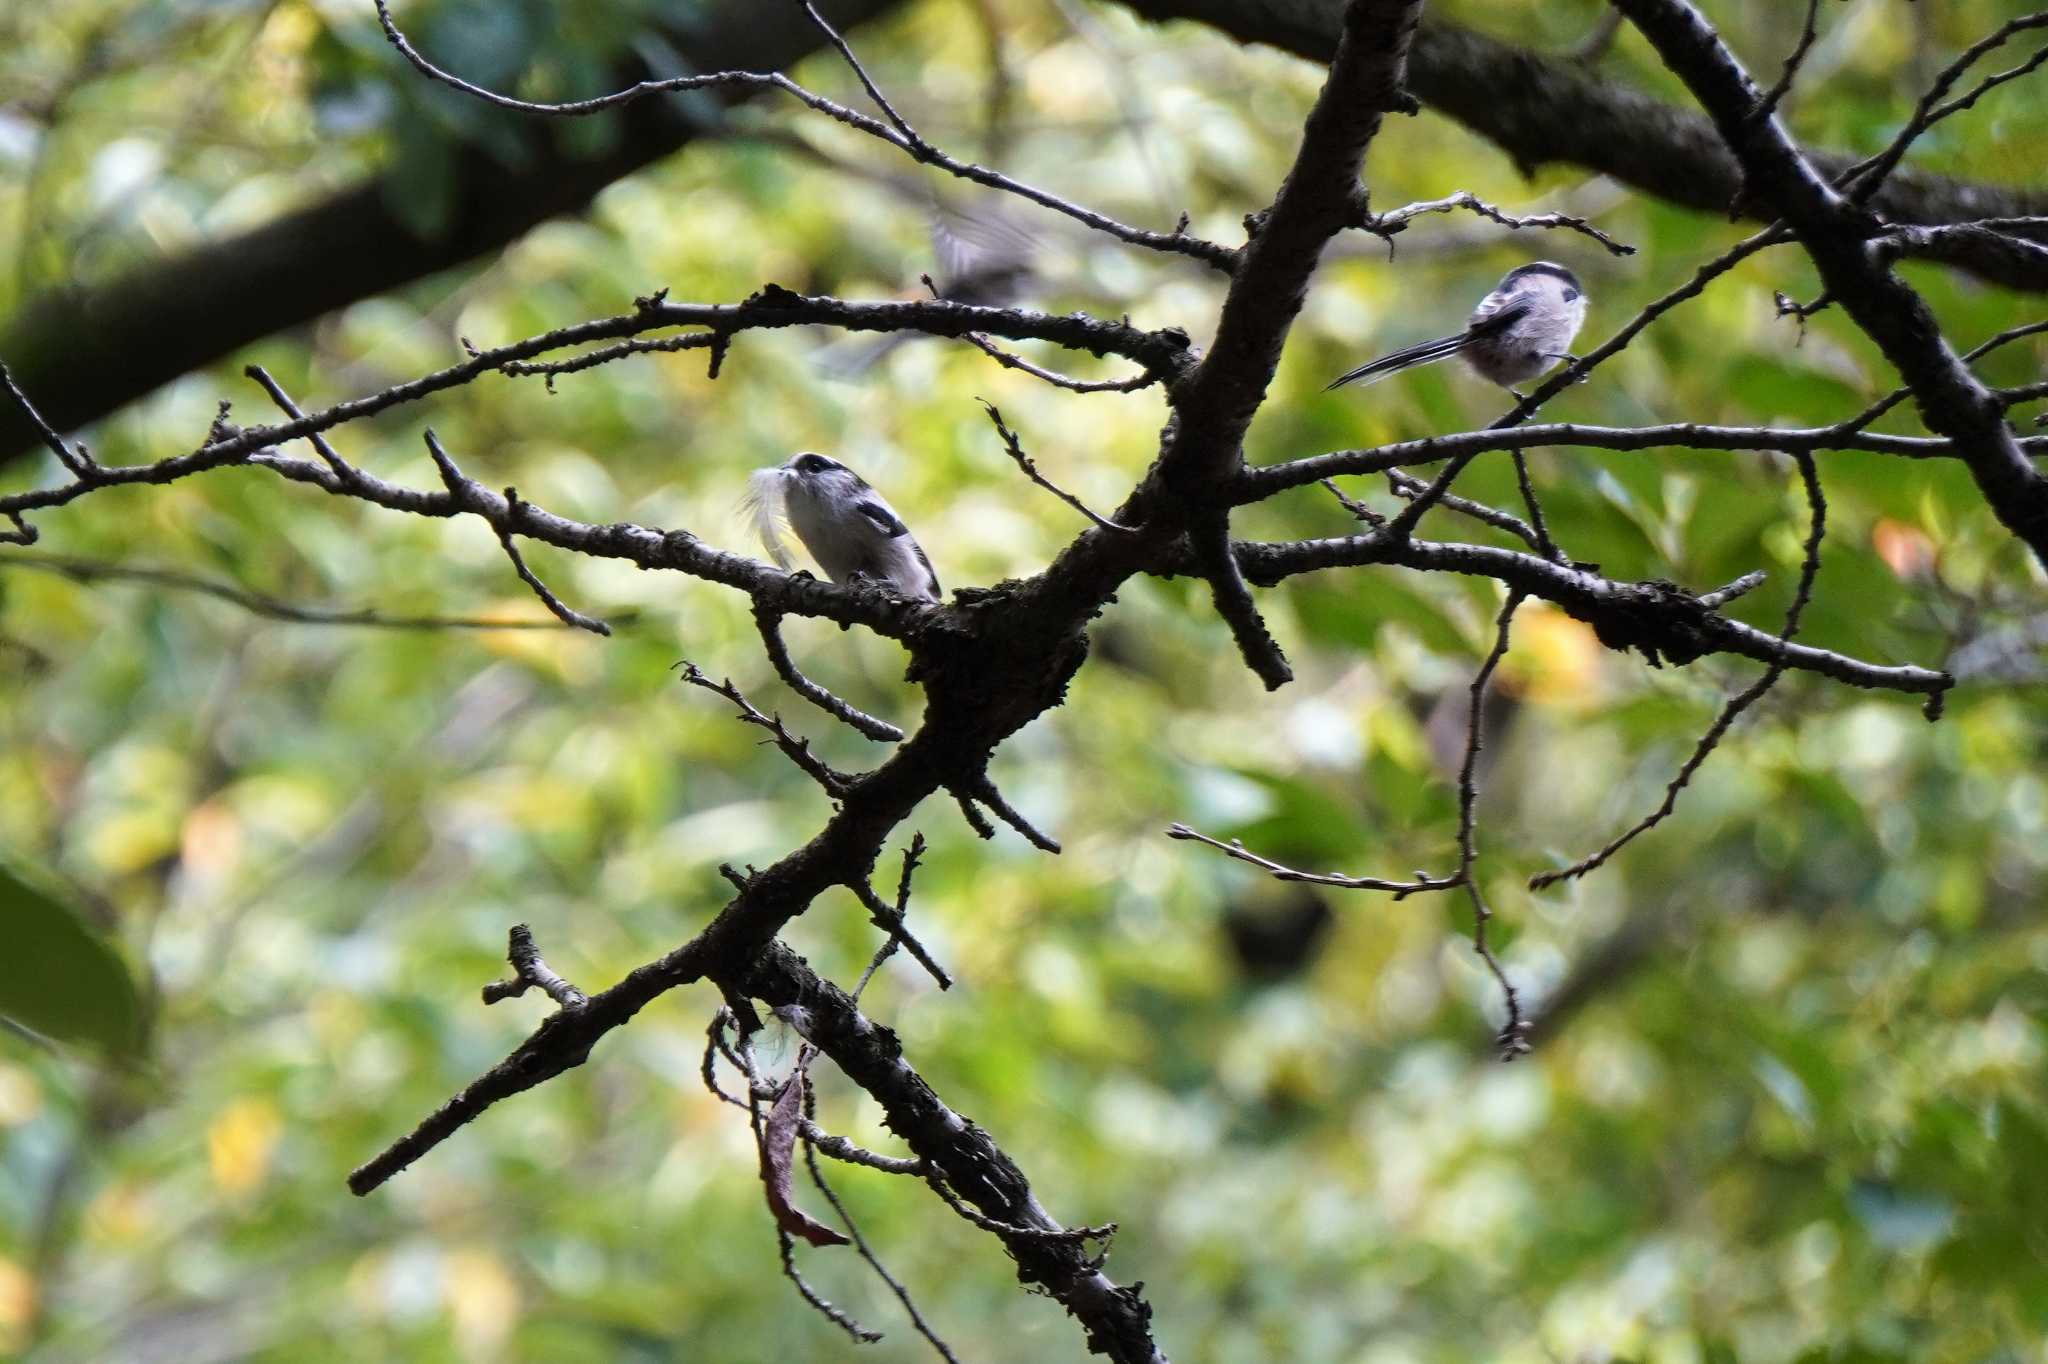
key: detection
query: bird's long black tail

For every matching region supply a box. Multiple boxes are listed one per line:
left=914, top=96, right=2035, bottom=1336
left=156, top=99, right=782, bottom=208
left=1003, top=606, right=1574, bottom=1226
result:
left=1326, top=333, right=1469, bottom=390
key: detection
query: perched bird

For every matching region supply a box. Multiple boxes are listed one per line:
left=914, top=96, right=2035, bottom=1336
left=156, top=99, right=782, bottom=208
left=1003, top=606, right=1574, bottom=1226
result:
left=821, top=196, right=1043, bottom=377
left=745, top=452, right=942, bottom=601
left=1327, top=262, right=1587, bottom=398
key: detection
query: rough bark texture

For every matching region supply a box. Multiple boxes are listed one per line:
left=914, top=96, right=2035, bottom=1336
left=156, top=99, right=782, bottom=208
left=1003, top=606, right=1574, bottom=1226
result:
left=8, top=0, right=2048, bottom=462
left=1607, top=0, right=2048, bottom=566
left=1118, top=0, right=2048, bottom=283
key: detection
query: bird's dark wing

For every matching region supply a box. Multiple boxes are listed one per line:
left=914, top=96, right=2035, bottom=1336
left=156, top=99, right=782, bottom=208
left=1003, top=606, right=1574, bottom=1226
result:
left=932, top=198, right=1039, bottom=287
left=855, top=499, right=910, bottom=537
left=912, top=542, right=942, bottom=599
left=1466, top=293, right=1534, bottom=338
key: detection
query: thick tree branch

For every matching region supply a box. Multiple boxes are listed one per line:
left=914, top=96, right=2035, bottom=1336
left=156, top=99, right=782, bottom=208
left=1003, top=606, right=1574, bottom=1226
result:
left=1238, top=420, right=2048, bottom=499
left=11, top=0, right=2047, bottom=469
left=1113, top=0, right=2048, bottom=290
left=1227, top=534, right=1951, bottom=698
left=746, top=941, right=1163, bottom=1364
left=1159, top=0, right=1422, bottom=494
left=1609, top=0, right=2048, bottom=568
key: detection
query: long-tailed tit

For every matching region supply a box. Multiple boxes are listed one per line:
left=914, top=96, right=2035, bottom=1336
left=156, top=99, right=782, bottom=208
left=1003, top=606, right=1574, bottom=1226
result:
left=745, top=452, right=943, bottom=601
left=823, top=197, right=1042, bottom=377
left=1327, top=262, right=1587, bottom=398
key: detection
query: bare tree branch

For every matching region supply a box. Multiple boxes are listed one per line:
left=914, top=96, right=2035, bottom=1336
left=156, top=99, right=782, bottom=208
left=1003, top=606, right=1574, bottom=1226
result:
left=979, top=400, right=1135, bottom=532
left=1228, top=534, right=1949, bottom=699
left=1, top=360, right=97, bottom=480
left=1114, top=0, right=2048, bottom=290
left=482, top=925, right=589, bottom=1009
left=1239, top=417, right=2048, bottom=499
left=1164, top=823, right=1458, bottom=898
left=676, top=663, right=856, bottom=797
left=0, top=551, right=610, bottom=631
left=754, top=605, right=907, bottom=742
left=1365, top=189, right=1636, bottom=256
left=422, top=434, right=612, bottom=636
left=1610, top=0, right=2048, bottom=569
left=371, top=0, right=1235, bottom=272
left=1531, top=452, right=1833, bottom=890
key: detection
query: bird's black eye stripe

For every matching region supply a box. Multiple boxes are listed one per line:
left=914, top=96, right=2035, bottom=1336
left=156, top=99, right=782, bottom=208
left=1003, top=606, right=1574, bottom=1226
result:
left=795, top=453, right=837, bottom=475
left=1561, top=286, right=1581, bottom=302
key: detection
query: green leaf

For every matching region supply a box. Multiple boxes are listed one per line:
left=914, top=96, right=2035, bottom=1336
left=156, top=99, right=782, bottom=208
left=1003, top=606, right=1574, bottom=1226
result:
left=0, top=863, right=143, bottom=1056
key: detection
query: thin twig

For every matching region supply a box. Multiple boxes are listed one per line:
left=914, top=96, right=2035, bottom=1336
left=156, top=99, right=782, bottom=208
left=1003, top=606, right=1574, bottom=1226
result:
left=369, top=0, right=1235, bottom=272
left=1, top=360, right=97, bottom=479
left=800, top=1081, right=961, bottom=1363
left=1383, top=470, right=1544, bottom=553
left=1836, top=319, right=2048, bottom=438
left=804, top=1140, right=961, bottom=1362
left=795, top=0, right=921, bottom=145
left=702, top=1010, right=751, bottom=1111
left=1531, top=453, right=1832, bottom=890
left=422, top=432, right=611, bottom=636
left=1322, top=477, right=1385, bottom=528
left=0, top=550, right=608, bottom=631
left=1193, top=510, right=1291, bottom=690
left=497, top=332, right=717, bottom=387
left=852, top=834, right=931, bottom=1002
left=923, top=1172, right=1115, bottom=1245
left=482, top=924, right=588, bottom=1008
left=675, top=662, right=855, bottom=796
left=1696, top=570, right=1768, bottom=609
left=1751, top=0, right=1825, bottom=126
left=494, top=488, right=612, bottom=636
left=960, top=331, right=1161, bottom=393
left=849, top=844, right=951, bottom=992
left=1508, top=449, right=1562, bottom=562
left=245, top=365, right=352, bottom=480
left=978, top=400, right=1134, bottom=532
left=754, top=606, right=904, bottom=742
left=1366, top=190, right=1636, bottom=256
left=1453, top=591, right=1527, bottom=1057
left=963, top=773, right=1061, bottom=853
left=776, top=1207, right=884, bottom=1343
left=1840, top=13, right=2048, bottom=204
left=803, top=1123, right=929, bottom=1176
left=951, top=787, right=997, bottom=840
left=1165, top=823, right=1459, bottom=900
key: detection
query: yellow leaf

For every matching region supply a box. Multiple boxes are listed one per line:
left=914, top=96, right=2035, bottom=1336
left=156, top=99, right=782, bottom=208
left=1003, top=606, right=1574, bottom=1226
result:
left=446, top=1248, right=520, bottom=1361
left=1504, top=604, right=1606, bottom=707
left=0, top=1255, right=34, bottom=1353
left=0, top=1064, right=42, bottom=1127
left=208, top=1097, right=282, bottom=1198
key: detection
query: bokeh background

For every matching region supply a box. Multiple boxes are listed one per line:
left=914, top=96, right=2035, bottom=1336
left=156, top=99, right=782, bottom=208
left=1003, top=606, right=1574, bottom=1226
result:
left=3, top=0, right=2046, bottom=1360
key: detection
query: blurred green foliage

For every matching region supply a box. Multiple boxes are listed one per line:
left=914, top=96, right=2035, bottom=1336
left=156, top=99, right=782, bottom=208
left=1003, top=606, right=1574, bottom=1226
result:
left=2, top=0, right=2046, bottom=1360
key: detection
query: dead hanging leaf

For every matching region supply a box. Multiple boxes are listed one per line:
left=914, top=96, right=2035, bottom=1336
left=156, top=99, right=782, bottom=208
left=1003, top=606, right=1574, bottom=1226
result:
left=757, top=1054, right=850, bottom=1248
left=1872, top=518, right=1938, bottom=581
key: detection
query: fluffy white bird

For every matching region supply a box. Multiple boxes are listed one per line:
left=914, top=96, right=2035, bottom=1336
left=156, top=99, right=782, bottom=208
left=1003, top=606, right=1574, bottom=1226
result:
left=745, top=452, right=942, bottom=601
left=1328, top=262, right=1588, bottom=397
